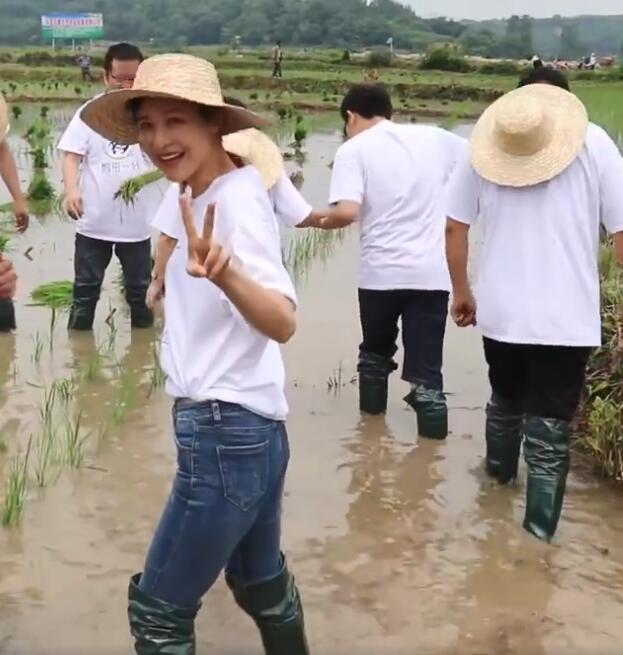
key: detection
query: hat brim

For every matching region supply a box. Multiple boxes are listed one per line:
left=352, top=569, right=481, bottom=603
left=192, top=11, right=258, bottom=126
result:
left=471, top=84, right=589, bottom=188
left=223, top=128, right=283, bottom=190
left=80, top=89, right=269, bottom=145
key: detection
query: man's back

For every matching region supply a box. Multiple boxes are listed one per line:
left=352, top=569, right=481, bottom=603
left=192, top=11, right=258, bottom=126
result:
left=330, top=120, right=466, bottom=291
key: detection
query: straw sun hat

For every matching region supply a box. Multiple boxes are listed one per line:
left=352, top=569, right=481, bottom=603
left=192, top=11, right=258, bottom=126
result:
left=80, top=53, right=269, bottom=145
left=223, top=128, right=283, bottom=190
left=471, top=83, right=588, bottom=187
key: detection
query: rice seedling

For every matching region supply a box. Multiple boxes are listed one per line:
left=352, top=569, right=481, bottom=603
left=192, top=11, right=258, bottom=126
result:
left=0, top=234, right=10, bottom=252
left=148, top=344, right=167, bottom=397
left=2, top=436, right=32, bottom=527
left=110, top=372, right=136, bottom=425
left=10, top=105, right=21, bottom=120
left=63, top=410, right=88, bottom=469
left=115, top=169, right=164, bottom=206
left=31, top=331, right=44, bottom=364
left=52, top=377, right=75, bottom=405
left=31, top=281, right=74, bottom=309
left=83, top=347, right=103, bottom=382
left=285, top=226, right=346, bottom=284
left=33, top=425, right=60, bottom=488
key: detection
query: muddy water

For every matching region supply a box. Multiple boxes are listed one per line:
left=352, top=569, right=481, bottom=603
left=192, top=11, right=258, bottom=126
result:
left=0, top=108, right=622, bottom=655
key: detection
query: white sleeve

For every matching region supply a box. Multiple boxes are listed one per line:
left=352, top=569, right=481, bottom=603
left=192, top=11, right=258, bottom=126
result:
left=270, top=172, right=312, bottom=227
left=221, top=191, right=297, bottom=307
left=440, top=129, right=470, bottom=185
left=592, top=126, right=623, bottom=234
left=57, top=106, right=91, bottom=156
left=445, top=149, right=480, bottom=226
left=328, top=143, right=364, bottom=205
left=152, top=183, right=183, bottom=239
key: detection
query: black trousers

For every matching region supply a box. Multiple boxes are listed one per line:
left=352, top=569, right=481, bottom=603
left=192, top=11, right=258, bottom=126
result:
left=74, top=233, right=151, bottom=307
left=483, top=337, right=592, bottom=422
left=358, top=289, right=449, bottom=390
left=272, top=62, right=283, bottom=77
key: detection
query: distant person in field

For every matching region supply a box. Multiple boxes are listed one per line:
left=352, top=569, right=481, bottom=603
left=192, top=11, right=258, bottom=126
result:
left=59, top=42, right=160, bottom=331
left=0, top=95, right=29, bottom=328
left=322, top=84, right=467, bottom=439
left=77, top=53, right=95, bottom=82
left=445, top=67, right=623, bottom=543
left=272, top=40, right=283, bottom=78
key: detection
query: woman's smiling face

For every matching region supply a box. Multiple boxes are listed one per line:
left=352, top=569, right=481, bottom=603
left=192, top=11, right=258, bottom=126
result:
left=133, top=97, right=221, bottom=184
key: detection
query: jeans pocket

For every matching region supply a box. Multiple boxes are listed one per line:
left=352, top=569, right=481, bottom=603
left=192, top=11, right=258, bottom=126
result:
left=173, top=417, right=196, bottom=479
left=217, top=440, right=269, bottom=511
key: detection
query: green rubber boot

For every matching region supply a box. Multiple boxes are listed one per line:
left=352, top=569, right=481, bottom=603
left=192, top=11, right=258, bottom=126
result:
left=128, top=574, right=200, bottom=654
left=226, top=557, right=310, bottom=655
left=523, top=417, right=571, bottom=543
left=404, top=386, right=448, bottom=440
left=357, top=352, right=397, bottom=416
left=485, top=394, right=523, bottom=484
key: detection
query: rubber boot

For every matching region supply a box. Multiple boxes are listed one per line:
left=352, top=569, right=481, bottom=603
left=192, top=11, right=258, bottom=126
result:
left=128, top=574, right=200, bottom=655
left=68, top=284, right=98, bottom=331
left=0, top=299, right=16, bottom=332
left=357, top=352, right=397, bottom=415
left=485, top=394, right=523, bottom=484
left=523, top=416, right=570, bottom=543
left=404, top=386, right=448, bottom=440
left=127, top=286, right=154, bottom=329
left=226, top=557, right=310, bottom=655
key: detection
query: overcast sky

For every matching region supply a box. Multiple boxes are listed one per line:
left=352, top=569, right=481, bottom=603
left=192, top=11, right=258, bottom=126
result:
left=404, top=0, right=623, bottom=20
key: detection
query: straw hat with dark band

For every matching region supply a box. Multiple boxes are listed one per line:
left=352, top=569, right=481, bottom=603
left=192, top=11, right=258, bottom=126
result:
left=471, top=83, right=589, bottom=188
left=0, top=94, right=8, bottom=139
left=80, top=53, right=269, bottom=144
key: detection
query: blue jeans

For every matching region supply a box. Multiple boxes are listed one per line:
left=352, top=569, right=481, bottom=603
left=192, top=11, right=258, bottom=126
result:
left=139, top=399, right=290, bottom=609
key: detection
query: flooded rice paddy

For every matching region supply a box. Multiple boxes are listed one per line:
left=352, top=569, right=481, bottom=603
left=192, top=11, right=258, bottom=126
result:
left=0, top=105, right=622, bottom=654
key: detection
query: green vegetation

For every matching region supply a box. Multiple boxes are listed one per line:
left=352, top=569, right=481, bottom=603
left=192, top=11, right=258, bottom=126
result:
left=30, top=281, right=74, bottom=309
left=2, top=437, right=32, bottom=527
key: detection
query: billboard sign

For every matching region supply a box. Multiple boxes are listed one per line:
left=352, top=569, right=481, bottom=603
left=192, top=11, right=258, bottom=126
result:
left=41, top=13, right=104, bottom=40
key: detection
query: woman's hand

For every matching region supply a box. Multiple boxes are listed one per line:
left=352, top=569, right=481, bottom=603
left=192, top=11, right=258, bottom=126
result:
left=179, top=195, right=232, bottom=285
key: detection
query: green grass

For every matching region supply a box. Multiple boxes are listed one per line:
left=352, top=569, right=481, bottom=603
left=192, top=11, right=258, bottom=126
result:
left=30, top=281, right=74, bottom=309
left=2, top=437, right=32, bottom=527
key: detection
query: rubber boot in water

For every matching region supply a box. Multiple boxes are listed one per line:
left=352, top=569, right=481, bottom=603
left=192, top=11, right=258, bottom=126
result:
left=128, top=574, right=200, bottom=655
left=357, top=352, right=397, bottom=415
left=404, top=386, right=448, bottom=440
left=0, top=299, right=16, bottom=332
left=485, top=394, right=523, bottom=484
left=68, top=284, right=98, bottom=331
left=523, top=416, right=571, bottom=543
left=127, top=285, right=154, bottom=328
left=226, top=556, right=310, bottom=655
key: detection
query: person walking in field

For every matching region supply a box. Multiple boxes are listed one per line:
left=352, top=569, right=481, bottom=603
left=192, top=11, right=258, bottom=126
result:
left=77, top=53, right=95, bottom=82
left=272, top=40, right=283, bottom=78
left=445, top=68, right=623, bottom=542
left=81, top=53, right=309, bottom=654
left=0, top=95, right=29, bottom=330
left=59, top=43, right=159, bottom=331
left=320, top=83, right=467, bottom=440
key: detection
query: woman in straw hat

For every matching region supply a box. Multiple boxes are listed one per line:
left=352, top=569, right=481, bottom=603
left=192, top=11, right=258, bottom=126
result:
left=445, top=71, right=623, bottom=543
left=81, top=54, right=309, bottom=654
left=0, top=95, right=29, bottom=327
left=147, top=95, right=324, bottom=311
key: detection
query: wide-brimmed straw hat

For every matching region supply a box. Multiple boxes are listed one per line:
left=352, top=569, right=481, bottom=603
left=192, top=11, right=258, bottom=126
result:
left=80, top=53, right=269, bottom=144
left=223, top=128, right=283, bottom=190
left=0, top=94, right=8, bottom=138
left=471, top=84, right=588, bottom=187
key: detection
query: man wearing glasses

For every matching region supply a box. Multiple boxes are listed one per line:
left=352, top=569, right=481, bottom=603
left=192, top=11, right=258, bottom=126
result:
left=59, top=42, right=157, bottom=331
left=321, top=84, right=466, bottom=439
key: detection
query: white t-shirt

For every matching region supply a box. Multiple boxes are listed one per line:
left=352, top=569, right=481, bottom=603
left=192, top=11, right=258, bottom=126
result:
left=328, top=120, right=467, bottom=291
left=151, top=166, right=296, bottom=420
left=154, top=170, right=311, bottom=233
left=58, top=97, right=160, bottom=242
left=446, top=122, right=623, bottom=347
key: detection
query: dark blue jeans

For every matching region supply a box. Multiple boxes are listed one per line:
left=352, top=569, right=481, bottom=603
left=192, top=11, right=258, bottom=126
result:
left=139, top=400, right=290, bottom=609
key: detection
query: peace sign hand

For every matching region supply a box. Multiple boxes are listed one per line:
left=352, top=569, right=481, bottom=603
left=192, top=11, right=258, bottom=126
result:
left=179, top=193, right=232, bottom=285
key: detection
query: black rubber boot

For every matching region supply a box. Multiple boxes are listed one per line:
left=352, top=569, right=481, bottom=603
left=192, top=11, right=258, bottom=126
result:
left=523, top=417, right=571, bottom=543
left=226, top=557, right=310, bottom=655
left=127, top=286, right=154, bottom=329
left=68, top=284, right=98, bottom=331
left=404, top=386, right=448, bottom=440
left=128, top=574, right=200, bottom=655
left=0, top=299, right=16, bottom=332
left=485, top=394, right=523, bottom=484
left=357, top=352, right=397, bottom=415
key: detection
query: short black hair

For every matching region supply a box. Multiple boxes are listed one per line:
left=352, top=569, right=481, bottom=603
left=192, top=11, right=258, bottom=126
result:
left=223, top=96, right=248, bottom=109
left=104, top=42, right=144, bottom=73
left=518, top=67, right=570, bottom=92
left=340, top=84, right=393, bottom=122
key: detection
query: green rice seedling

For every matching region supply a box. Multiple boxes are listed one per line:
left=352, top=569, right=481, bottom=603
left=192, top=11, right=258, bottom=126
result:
left=0, top=234, right=10, bottom=253
left=148, top=344, right=167, bottom=397
left=111, top=371, right=136, bottom=425
left=10, top=105, right=21, bottom=120
left=115, top=169, right=164, bottom=206
left=31, top=331, right=44, bottom=364
left=63, top=410, right=88, bottom=469
left=33, top=426, right=60, bottom=488
left=2, top=436, right=32, bottom=527
left=83, top=347, right=103, bottom=382
left=52, top=377, right=75, bottom=405
left=31, top=281, right=74, bottom=309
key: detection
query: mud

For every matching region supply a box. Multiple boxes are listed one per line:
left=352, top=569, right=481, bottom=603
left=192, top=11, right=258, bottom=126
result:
left=0, top=108, right=622, bottom=655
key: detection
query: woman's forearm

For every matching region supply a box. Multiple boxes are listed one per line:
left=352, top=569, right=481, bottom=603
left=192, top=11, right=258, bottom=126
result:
left=218, top=265, right=295, bottom=344
left=446, top=219, right=471, bottom=293
left=0, top=141, right=25, bottom=203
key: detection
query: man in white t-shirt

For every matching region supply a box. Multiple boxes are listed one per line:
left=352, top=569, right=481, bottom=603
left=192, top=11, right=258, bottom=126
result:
left=58, top=42, right=159, bottom=331
left=322, top=84, right=467, bottom=439
left=445, top=69, right=623, bottom=542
